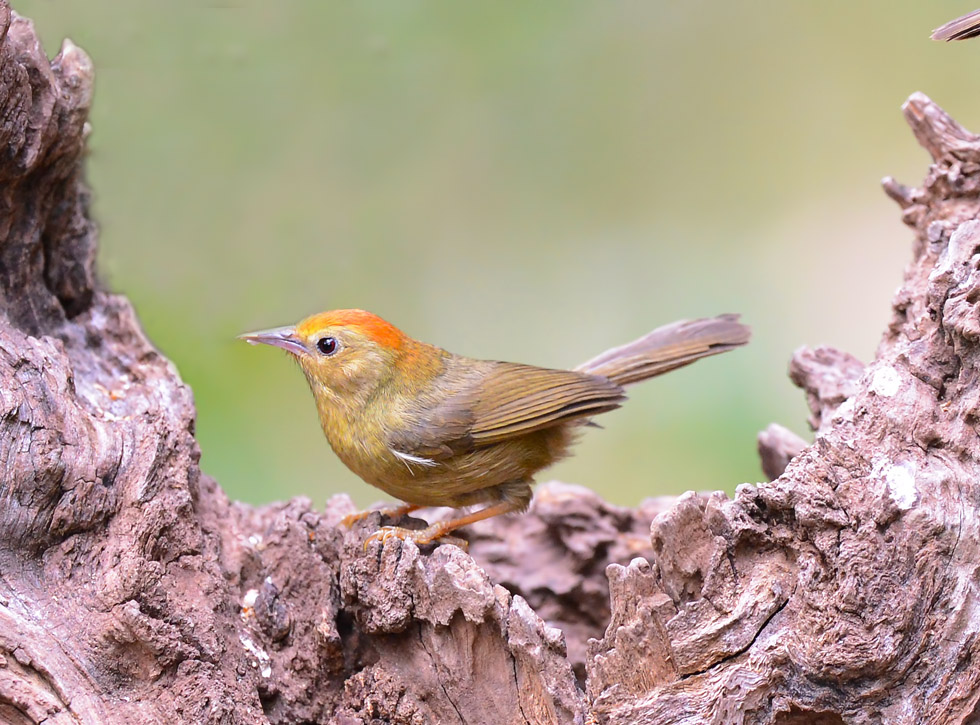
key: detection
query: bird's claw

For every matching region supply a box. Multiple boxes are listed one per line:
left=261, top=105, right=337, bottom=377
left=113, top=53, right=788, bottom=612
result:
left=363, top=526, right=409, bottom=549
left=342, top=503, right=421, bottom=529
left=362, top=525, right=468, bottom=552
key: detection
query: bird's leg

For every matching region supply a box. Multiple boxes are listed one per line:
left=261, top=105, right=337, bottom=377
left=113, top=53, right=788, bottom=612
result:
left=341, top=503, right=422, bottom=528
left=363, top=500, right=521, bottom=550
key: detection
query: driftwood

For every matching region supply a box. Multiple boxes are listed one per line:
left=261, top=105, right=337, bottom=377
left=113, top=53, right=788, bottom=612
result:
left=3, top=4, right=980, bottom=723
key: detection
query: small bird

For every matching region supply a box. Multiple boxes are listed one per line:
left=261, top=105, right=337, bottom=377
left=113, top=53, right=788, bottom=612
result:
left=240, top=310, right=749, bottom=547
left=932, top=9, right=980, bottom=41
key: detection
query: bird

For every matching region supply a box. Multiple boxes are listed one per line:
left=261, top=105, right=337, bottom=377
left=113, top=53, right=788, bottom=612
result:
left=932, top=9, right=980, bottom=41
left=240, top=309, right=749, bottom=547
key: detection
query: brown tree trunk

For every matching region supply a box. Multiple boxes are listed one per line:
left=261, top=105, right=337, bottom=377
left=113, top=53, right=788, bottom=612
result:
left=2, top=4, right=978, bottom=723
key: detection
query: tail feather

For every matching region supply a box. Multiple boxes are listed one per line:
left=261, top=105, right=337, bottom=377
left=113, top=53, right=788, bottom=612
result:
left=575, top=314, right=750, bottom=387
left=932, top=10, right=980, bottom=41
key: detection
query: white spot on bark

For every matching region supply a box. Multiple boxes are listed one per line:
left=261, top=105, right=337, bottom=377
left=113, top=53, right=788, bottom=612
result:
left=833, top=398, right=856, bottom=423
left=930, top=220, right=980, bottom=281
left=872, top=458, right=917, bottom=510
left=242, top=588, right=259, bottom=609
left=240, top=635, right=272, bottom=678
left=871, top=366, right=901, bottom=398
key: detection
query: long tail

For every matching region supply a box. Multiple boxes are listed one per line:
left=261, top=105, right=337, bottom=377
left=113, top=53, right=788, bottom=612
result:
left=575, top=314, right=750, bottom=387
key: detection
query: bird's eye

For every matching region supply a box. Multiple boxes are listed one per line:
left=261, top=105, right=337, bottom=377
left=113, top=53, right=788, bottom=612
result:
left=316, top=337, right=339, bottom=356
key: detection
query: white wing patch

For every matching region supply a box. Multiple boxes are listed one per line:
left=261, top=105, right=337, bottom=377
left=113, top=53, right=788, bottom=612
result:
left=390, top=447, right=438, bottom=473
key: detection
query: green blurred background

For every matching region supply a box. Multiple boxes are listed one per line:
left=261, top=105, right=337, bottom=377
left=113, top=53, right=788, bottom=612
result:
left=17, top=2, right=980, bottom=508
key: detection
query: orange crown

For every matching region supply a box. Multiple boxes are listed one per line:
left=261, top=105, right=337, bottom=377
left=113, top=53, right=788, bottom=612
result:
left=296, top=309, right=406, bottom=350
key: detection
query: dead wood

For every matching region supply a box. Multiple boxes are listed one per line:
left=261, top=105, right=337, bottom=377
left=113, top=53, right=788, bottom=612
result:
left=2, top=4, right=979, bottom=723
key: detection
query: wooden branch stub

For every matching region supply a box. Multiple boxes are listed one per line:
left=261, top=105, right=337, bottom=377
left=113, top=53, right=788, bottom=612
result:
left=903, top=92, right=976, bottom=163
left=0, top=10, right=95, bottom=333
left=887, top=93, right=980, bottom=238
left=788, top=346, right=866, bottom=432
left=757, top=423, right=808, bottom=481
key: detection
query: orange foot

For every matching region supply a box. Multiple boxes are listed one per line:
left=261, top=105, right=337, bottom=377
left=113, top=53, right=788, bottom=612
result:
left=363, top=524, right=469, bottom=551
left=361, top=500, right=521, bottom=551
left=341, top=503, right=421, bottom=528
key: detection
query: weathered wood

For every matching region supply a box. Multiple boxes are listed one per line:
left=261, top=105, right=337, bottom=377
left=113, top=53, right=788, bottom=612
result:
left=585, top=92, right=980, bottom=724
left=3, top=4, right=980, bottom=723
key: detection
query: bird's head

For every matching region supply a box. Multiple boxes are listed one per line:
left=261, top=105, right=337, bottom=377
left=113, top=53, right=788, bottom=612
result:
left=239, top=309, right=408, bottom=406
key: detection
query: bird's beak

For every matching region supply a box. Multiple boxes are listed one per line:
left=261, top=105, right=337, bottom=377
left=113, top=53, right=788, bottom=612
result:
left=238, top=326, right=307, bottom=356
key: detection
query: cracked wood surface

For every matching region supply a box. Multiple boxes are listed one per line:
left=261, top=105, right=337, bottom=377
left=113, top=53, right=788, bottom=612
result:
left=2, top=4, right=980, bottom=723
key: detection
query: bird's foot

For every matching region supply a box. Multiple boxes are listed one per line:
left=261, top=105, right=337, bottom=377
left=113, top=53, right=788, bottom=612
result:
left=341, top=503, right=421, bottom=528
left=361, top=500, right=521, bottom=551
left=363, top=524, right=469, bottom=551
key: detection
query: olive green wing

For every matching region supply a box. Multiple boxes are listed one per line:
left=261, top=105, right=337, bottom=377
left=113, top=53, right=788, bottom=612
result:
left=386, top=360, right=624, bottom=460
left=465, top=362, right=625, bottom=445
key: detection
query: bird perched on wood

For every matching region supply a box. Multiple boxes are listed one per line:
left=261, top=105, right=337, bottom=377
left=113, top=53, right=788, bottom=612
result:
left=240, top=309, right=749, bottom=547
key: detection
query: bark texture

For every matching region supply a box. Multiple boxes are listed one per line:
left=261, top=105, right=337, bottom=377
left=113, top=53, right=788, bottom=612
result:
left=1, top=5, right=979, bottom=723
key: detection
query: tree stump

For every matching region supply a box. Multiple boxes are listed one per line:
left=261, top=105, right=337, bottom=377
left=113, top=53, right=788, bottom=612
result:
left=2, top=4, right=979, bottom=723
